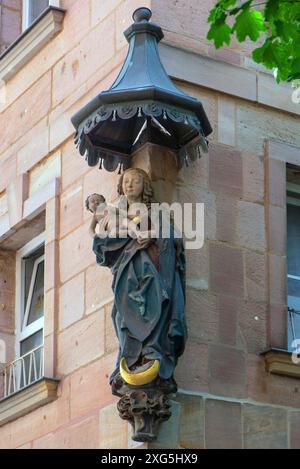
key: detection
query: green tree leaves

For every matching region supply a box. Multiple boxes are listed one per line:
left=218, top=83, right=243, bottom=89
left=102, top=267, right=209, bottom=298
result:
left=233, top=9, right=266, bottom=42
left=207, top=0, right=300, bottom=84
left=207, top=19, right=232, bottom=48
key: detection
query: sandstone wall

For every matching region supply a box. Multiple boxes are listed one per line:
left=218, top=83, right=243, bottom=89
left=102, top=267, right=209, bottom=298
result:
left=0, top=0, right=299, bottom=449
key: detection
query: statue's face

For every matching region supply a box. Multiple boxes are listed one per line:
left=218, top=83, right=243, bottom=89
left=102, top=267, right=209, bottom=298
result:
left=122, top=171, right=144, bottom=200
left=88, top=194, right=105, bottom=213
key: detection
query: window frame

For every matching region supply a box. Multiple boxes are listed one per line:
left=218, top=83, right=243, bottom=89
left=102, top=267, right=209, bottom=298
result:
left=15, top=232, right=46, bottom=360
left=22, top=0, right=60, bottom=31
left=20, top=253, right=44, bottom=342
left=286, top=181, right=300, bottom=285
left=264, top=141, right=300, bottom=351
left=286, top=181, right=300, bottom=350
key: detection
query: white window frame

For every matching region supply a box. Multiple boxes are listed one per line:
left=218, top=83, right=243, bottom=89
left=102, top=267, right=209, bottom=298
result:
left=22, top=0, right=60, bottom=31
left=15, top=232, right=46, bottom=360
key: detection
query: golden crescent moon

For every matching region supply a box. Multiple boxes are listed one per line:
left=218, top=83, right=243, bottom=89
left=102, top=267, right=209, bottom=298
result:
left=120, top=357, right=160, bottom=386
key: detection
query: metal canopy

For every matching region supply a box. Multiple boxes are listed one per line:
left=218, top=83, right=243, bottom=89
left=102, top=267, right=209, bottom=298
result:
left=71, top=7, right=212, bottom=172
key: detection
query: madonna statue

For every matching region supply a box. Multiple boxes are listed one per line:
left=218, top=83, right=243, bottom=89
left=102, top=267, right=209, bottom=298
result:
left=92, top=168, right=187, bottom=441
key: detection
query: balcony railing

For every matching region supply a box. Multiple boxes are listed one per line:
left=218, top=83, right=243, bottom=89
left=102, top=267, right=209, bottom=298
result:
left=0, top=345, right=44, bottom=400
left=288, top=307, right=300, bottom=349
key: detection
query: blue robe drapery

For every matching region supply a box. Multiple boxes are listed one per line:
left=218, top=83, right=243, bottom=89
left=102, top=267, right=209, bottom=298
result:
left=93, top=224, right=187, bottom=383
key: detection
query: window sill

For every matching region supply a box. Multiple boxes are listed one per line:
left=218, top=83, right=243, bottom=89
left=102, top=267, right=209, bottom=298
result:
left=0, top=6, right=65, bottom=83
left=261, top=348, right=300, bottom=379
left=0, top=378, right=60, bottom=427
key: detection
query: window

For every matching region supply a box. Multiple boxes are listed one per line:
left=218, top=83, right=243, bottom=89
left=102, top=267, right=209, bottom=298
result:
left=22, top=0, right=60, bottom=31
left=2, top=233, right=45, bottom=398
left=287, top=165, right=300, bottom=351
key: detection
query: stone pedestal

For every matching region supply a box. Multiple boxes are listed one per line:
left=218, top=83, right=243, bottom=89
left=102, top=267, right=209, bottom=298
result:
left=118, top=387, right=172, bottom=442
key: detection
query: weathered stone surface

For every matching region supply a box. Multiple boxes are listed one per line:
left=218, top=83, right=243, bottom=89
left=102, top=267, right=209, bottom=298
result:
left=57, top=310, right=105, bottom=375
left=0, top=331, right=14, bottom=364
left=99, top=403, right=128, bottom=449
left=209, top=344, right=247, bottom=398
left=205, top=399, right=242, bottom=449
left=59, top=221, right=96, bottom=283
left=59, top=273, right=85, bottom=331
left=238, top=301, right=267, bottom=354
left=52, top=15, right=115, bottom=108
left=247, top=353, right=300, bottom=409
left=152, top=0, right=215, bottom=45
left=45, top=240, right=59, bottom=293
left=177, top=183, right=216, bottom=241
left=242, top=152, right=264, bottom=204
left=269, top=254, right=287, bottom=306
left=0, top=1, right=21, bottom=50
left=218, top=295, right=238, bottom=347
left=216, top=194, right=237, bottom=244
left=85, top=263, right=113, bottom=316
left=209, top=144, right=243, bottom=197
left=210, top=243, right=245, bottom=298
left=70, top=354, right=118, bottom=421
left=177, top=148, right=209, bottom=190
left=61, top=138, right=90, bottom=192
left=237, top=103, right=300, bottom=154
left=267, top=158, right=286, bottom=208
left=17, top=118, right=49, bottom=175
left=175, top=341, right=209, bottom=393
left=269, top=304, right=288, bottom=350
left=268, top=205, right=287, bottom=256
left=186, top=289, right=218, bottom=343
left=186, top=242, right=209, bottom=291
left=0, top=155, right=17, bottom=193
left=245, top=250, right=267, bottom=303
left=176, top=394, right=205, bottom=449
left=0, top=250, right=15, bottom=332
left=218, top=97, right=236, bottom=147
left=60, top=183, right=83, bottom=239
left=179, top=82, right=218, bottom=137
left=236, top=200, right=265, bottom=252
left=91, top=0, right=122, bottom=27
left=33, top=414, right=100, bottom=449
left=9, top=377, right=71, bottom=448
left=1, top=73, right=51, bottom=155
left=149, top=400, right=180, bottom=449
left=243, top=405, right=288, bottom=449
left=289, top=412, right=300, bottom=449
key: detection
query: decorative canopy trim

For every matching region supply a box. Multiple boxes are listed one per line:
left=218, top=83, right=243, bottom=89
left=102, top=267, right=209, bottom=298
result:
left=74, top=101, right=208, bottom=172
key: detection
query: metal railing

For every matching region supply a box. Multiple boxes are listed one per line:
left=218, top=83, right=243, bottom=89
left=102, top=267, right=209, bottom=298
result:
left=0, top=345, right=44, bottom=400
left=289, top=307, right=300, bottom=344
left=288, top=307, right=300, bottom=316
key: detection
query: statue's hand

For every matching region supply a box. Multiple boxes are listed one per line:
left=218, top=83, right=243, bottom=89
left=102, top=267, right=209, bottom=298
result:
left=137, top=234, right=153, bottom=249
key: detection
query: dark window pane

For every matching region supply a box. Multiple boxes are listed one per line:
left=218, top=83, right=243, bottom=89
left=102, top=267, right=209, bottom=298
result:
left=20, top=330, right=43, bottom=388
left=27, top=261, right=44, bottom=326
left=287, top=204, right=300, bottom=277
left=288, top=307, right=300, bottom=351
left=20, top=329, right=43, bottom=355
left=28, top=0, right=49, bottom=25
left=24, top=257, right=35, bottom=318
left=288, top=278, right=300, bottom=351
left=23, top=245, right=44, bottom=324
left=288, top=277, right=300, bottom=300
